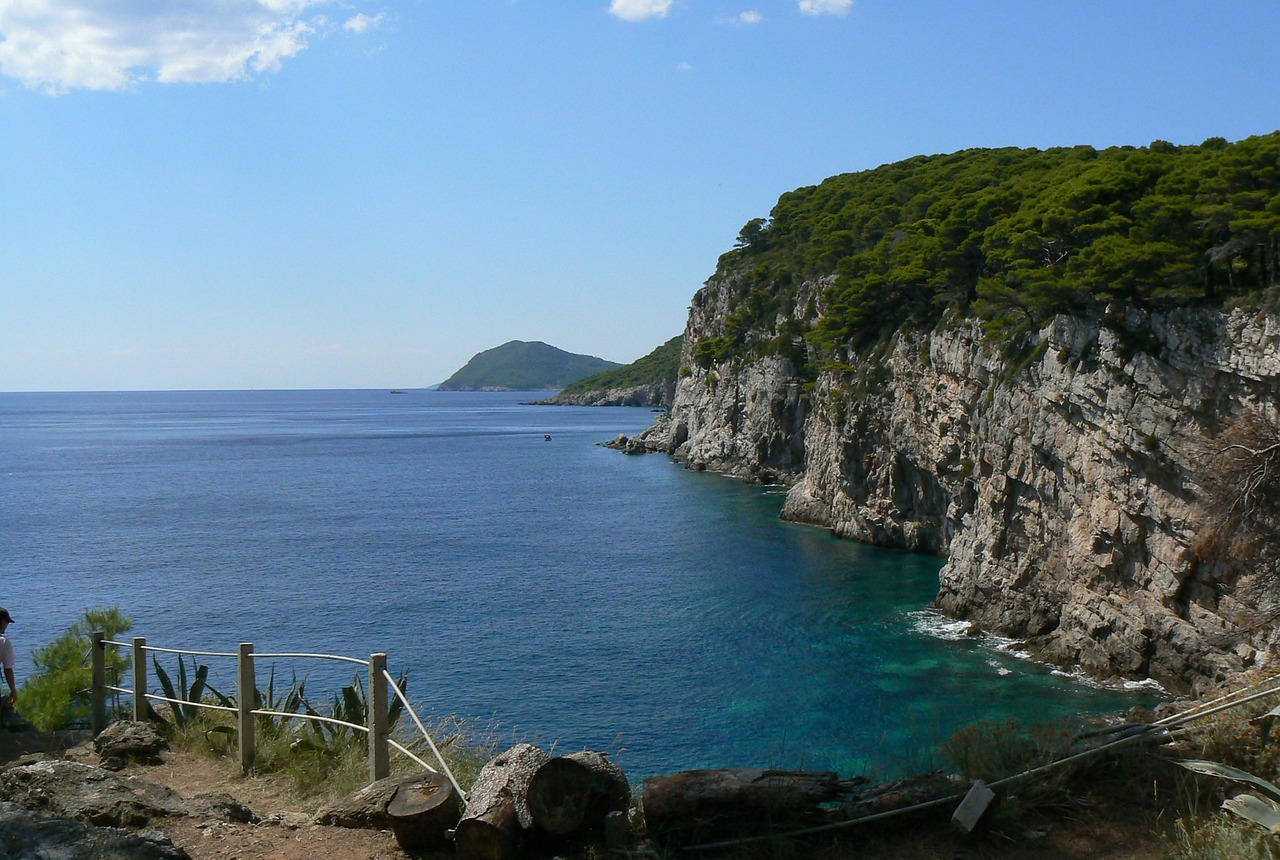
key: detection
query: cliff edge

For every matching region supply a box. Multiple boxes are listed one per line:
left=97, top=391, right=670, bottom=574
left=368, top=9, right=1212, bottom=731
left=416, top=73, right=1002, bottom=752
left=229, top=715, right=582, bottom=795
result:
left=635, top=297, right=1280, bottom=695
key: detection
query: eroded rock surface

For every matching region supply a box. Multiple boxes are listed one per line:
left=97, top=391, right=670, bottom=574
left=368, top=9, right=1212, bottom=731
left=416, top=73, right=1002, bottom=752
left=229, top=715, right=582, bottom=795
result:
left=643, top=299, right=1280, bottom=693
left=0, top=801, right=189, bottom=859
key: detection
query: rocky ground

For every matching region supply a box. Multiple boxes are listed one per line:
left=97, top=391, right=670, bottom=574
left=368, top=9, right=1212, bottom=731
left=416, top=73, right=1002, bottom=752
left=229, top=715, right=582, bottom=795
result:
left=0, top=723, right=1192, bottom=860
left=0, top=727, right=405, bottom=860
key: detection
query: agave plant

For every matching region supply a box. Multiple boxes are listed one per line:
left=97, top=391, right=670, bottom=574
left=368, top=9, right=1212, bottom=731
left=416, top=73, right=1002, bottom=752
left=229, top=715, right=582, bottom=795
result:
left=1178, top=702, right=1280, bottom=836
left=151, top=655, right=233, bottom=728
left=294, top=670, right=409, bottom=752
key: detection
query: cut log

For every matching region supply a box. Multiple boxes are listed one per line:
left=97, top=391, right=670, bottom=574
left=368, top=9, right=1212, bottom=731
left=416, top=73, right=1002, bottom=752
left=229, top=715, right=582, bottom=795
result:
left=385, top=772, right=461, bottom=851
left=527, top=750, right=631, bottom=835
left=454, top=743, right=550, bottom=860
left=642, top=768, right=859, bottom=842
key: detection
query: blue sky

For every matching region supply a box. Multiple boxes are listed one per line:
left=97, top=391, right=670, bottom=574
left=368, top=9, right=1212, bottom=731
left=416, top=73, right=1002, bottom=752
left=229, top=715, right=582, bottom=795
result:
left=3, top=1, right=1279, bottom=391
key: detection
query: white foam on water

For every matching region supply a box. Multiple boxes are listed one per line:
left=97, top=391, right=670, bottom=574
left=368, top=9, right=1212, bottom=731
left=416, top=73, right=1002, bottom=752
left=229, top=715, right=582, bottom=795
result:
left=909, top=611, right=1170, bottom=697
left=989, top=637, right=1032, bottom=660
left=1123, top=677, right=1168, bottom=693
left=908, top=609, right=974, bottom=640
left=1045, top=666, right=1170, bottom=695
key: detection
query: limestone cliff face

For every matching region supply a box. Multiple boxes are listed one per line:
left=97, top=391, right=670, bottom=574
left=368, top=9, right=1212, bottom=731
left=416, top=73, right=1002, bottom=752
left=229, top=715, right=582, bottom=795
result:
left=646, top=276, right=1280, bottom=693
left=535, top=381, right=673, bottom=408
left=644, top=276, right=816, bottom=483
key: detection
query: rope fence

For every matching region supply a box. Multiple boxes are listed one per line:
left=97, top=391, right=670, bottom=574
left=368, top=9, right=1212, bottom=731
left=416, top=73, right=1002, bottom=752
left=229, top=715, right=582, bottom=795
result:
left=90, top=632, right=461, bottom=792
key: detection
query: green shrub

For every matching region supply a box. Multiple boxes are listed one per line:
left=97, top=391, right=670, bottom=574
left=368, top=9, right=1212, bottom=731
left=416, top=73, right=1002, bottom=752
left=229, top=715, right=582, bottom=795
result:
left=19, top=608, right=132, bottom=731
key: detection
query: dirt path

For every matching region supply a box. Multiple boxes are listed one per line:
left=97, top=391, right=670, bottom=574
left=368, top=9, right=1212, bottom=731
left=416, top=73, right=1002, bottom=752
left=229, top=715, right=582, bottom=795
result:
left=118, top=750, right=408, bottom=860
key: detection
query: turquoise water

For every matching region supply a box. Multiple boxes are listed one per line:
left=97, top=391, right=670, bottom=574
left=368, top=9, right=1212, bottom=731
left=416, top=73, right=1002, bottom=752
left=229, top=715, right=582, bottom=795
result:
left=0, top=390, right=1151, bottom=778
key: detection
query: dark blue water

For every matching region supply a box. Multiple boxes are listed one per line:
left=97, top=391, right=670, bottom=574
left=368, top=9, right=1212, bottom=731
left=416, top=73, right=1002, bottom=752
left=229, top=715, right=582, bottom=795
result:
left=0, top=390, right=1149, bottom=778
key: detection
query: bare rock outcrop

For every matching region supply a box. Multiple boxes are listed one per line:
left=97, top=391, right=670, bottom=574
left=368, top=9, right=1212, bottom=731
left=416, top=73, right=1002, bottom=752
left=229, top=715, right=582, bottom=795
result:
left=0, top=800, right=189, bottom=859
left=639, top=296, right=1280, bottom=693
left=96, top=720, right=169, bottom=771
left=536, top=381, right=674, bottom=407
left=0, top=760, right=190, bottom=827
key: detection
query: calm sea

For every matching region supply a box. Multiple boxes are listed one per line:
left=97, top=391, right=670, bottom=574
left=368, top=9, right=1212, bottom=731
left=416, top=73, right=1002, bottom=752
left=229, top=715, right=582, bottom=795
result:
left=0, top=390, right=1149, bottom=778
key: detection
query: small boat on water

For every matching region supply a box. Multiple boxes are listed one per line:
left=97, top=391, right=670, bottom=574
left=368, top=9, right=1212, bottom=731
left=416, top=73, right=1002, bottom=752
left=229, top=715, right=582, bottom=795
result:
left=544, top=434, right=552, bottom=441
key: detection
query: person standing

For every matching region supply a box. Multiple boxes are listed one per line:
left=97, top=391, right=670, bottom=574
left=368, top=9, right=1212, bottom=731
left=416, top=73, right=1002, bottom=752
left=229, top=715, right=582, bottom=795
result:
left=0, top=609, right=15, bottom=725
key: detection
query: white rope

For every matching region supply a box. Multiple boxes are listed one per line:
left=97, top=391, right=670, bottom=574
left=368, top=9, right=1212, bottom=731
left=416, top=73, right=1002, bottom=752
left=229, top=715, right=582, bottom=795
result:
left=143, top=693, right=238, bottom=714
left=140, top=645, right=239, bottom=658
left=252, top=709, right=368, bottom=734
left=388, top=739, right=439, bottom=774
left=382, top=669, right=466, bottom=800
left=252, top=652, right=367, bottom=666
left=1153, top=673, right=1280, bottom=728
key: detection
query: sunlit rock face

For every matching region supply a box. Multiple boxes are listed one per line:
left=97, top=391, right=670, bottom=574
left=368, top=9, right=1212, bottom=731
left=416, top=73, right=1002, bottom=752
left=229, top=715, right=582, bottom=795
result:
left=645, top=278, right=1280, bottom=693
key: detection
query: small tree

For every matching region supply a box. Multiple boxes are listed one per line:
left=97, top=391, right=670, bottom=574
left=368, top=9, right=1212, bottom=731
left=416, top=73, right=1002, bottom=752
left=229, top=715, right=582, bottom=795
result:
left=19, top=608, right=132, bottom=731
left=1206, top=412, right=1280, bottom=562
left=1194, top=412, right=1280, bottom=636
left=734, top=217, right=767, bottom=249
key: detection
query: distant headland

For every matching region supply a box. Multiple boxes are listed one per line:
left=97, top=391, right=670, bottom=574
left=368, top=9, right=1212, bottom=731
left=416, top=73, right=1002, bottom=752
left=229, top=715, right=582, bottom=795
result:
left=436, top=341, right=620, bottom=391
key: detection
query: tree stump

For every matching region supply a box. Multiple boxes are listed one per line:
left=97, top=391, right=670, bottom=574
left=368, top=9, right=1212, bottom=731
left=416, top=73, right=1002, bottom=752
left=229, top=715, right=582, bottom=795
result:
left=454, top=743, right=550, bottom=860
left=641, top=768, right=860, bottom=842
left=385, top=772, right=461, bottom=851
left=527, top=750, right=631, bottom=836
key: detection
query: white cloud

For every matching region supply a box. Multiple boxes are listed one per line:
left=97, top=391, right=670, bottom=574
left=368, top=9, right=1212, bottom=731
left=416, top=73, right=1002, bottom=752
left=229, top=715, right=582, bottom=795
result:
left=676, top=60, right=693, bottom=72
left=343, top=12, right=385, bottom=34
left=739, top=11, right=762, bottom=24
left=0, top=1, right=366, bottom=94
left=798, top=0, right=853, bottom=15
left=608, top=0, right=675, bottom=23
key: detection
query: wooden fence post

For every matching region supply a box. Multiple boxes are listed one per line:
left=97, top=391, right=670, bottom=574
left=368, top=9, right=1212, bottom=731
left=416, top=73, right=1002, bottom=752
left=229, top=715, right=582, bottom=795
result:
left=238, top=643, right=256, bottom=775
left=369, top=653, right=389, bottom=782
left=91, top=631, right=106, bottom=736
left=132, top=637, right=147, bottom=722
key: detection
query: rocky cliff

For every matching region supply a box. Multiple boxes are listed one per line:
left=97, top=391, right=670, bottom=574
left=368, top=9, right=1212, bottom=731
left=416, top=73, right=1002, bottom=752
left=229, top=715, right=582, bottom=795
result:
left=534, top=380, right=673, bottom=408
left=635, top=283, right=1280, bottom=693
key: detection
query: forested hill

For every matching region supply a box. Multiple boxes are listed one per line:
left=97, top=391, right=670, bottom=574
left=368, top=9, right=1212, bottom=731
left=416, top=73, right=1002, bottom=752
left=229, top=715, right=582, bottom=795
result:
left=437, top=341, right=620, bottom=391
left=535, top=336, right=682, bottom=407
left=556, top=336, right=682, bottom=397
left=696, top=132, right=1280, bottom=368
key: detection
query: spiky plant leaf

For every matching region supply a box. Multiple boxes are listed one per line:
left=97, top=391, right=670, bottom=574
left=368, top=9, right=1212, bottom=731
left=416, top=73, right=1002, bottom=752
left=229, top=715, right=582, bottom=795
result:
left=177, top=657, right=188, bottom=719
left=387, top=671, right=408, bottom=728
left=1178, top=759, right=1280, bottom=800
left=341, top=685, right=363, bottom=725
left=203, top=679, right=233, bottom=709
left=152, top=657, right=184, bottom=727
left=1222, top=793, right=1280, bottom=833
left=188, top=662, right=209, bottom=721
left=1259, top=702, right=1280, bottom=746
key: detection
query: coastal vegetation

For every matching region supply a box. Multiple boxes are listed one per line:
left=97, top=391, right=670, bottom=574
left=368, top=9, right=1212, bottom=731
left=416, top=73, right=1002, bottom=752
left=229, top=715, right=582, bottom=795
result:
left=695, top=132, right=1280, bottom=367
left=18, top=608, right=132, bottom=732
left=555, top=335, right=682, bottom=398
left=8, top=613, right=1280, bottom=857
left=437, top=340, right=620, bottom=390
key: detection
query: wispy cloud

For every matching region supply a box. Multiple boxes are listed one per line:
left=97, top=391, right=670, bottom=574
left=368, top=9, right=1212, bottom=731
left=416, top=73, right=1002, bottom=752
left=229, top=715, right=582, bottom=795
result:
left=343, top=12, right=386, bottom=34
left=718, top=10, right=762, bottom=25
left=608, top=0, right=676, bottom=23
left=798, top=0, right=853, bottom=15
left=0, top=1, right=376, bottom=94
left=676, top=60, right=694, bottom=72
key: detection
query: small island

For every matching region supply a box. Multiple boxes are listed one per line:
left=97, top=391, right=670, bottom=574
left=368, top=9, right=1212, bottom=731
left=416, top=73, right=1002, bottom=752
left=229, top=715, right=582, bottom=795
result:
left=436, top=341, right=620, bottom=391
